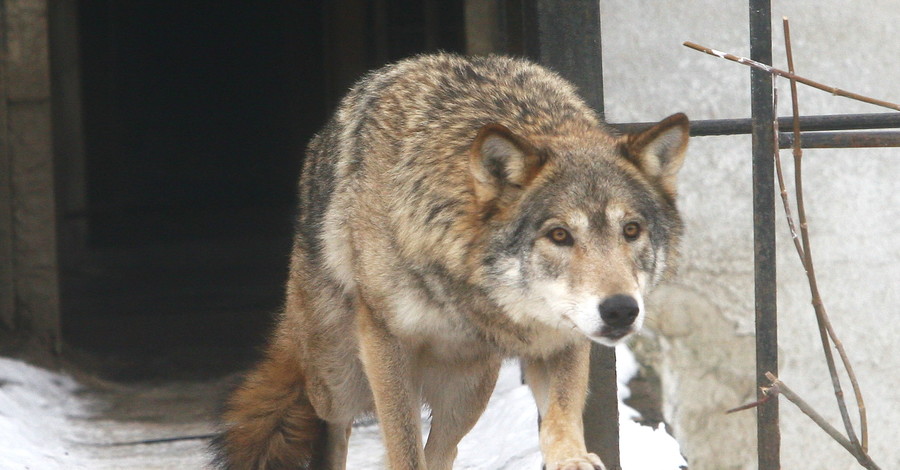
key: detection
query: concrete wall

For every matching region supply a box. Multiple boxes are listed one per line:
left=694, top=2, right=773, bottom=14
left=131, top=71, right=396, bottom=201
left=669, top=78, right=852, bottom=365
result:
left=598, top=1, right=899, bottom=468
left=0, top=0, right=60, bottom=348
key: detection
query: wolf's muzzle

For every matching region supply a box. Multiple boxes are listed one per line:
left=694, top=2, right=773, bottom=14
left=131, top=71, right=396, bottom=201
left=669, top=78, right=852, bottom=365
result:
left=599, top=294, right=640, bottom=328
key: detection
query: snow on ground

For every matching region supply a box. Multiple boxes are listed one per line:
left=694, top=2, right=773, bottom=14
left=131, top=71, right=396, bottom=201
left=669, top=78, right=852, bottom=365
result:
left=0, top=357, right=212, bottom=470
left=0, top=345, right=686, bottom=469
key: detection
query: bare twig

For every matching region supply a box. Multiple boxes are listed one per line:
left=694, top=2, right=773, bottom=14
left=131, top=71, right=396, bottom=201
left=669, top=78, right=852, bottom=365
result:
left=771, top=90, right=804, bottom=258
left=763, top=373, right=851, bottom=454
left=781, top=17, right=870, bottom=457
left=727, top=373, right=880, bottom=469
left=765, top=373, right=881, bottom=470
left=725, top=390, right=776, bottom=415
left=683, top=41, right=900, bottom=112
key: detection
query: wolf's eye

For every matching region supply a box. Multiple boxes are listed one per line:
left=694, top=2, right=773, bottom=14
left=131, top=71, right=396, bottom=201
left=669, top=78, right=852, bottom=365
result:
left=623, top=222, right=642, bottom=241
left=547, top=227, right=574, bottom=246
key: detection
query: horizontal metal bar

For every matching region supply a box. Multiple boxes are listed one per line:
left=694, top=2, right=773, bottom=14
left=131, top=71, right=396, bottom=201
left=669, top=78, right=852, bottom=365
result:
left=779, top=131, right=900, bottom=149
left=610, top=112, right=900, bottom=136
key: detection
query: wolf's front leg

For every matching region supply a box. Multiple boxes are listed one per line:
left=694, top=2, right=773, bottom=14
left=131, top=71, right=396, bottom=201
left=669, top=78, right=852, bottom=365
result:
left=356, top=298, right=428, bottom=470
left=523, top=341, right=605, bottom=470
left=421, top=354, right=501, bottom=470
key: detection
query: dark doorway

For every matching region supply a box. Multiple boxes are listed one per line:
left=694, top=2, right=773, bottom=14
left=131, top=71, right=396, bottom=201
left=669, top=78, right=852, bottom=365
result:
left=63, top=0, right=465, bottom=379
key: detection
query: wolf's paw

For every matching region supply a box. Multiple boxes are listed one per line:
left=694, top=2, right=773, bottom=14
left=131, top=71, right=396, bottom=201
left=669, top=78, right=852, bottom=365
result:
left=551, top=453, right=605, bottom=470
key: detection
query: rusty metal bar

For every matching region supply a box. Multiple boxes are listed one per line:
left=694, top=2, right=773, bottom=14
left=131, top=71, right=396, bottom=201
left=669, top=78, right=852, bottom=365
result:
left=779, top=130, right=900, bottom=149
left=611, top=112, right=900, bottom=136
left=750, top=0, right=780, bottom=469
left=770, top=113, right=900, bottom=133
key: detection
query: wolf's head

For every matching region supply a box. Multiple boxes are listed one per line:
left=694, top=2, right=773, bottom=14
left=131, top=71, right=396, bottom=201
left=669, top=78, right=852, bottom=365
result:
left=470, top=114, right=689, bottom=346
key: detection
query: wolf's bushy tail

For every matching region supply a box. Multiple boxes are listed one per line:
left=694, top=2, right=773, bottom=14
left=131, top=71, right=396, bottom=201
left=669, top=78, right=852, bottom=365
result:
left=212, top=346, right=326, bottom=470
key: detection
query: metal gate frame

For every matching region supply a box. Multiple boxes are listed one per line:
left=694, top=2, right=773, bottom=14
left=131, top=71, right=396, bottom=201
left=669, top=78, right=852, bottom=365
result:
left=716, top=3, right=899, bottom=467
left=510, top=1, right=900, bottom=469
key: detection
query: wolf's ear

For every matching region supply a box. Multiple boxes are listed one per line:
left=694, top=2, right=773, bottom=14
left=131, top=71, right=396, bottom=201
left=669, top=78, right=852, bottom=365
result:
left=621, top=113, right=690, bottom=197
left=470, top=123, right=545, bottom=203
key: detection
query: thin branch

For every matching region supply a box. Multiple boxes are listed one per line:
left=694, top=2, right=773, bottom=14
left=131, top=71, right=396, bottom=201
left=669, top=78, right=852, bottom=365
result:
left=726, top=373, right=881, bottom=469
left=821, top=309, right=870, bottom=450
left=763, top=373, right=851, bottom=455
left=725, top=390, right=775, bottom=415
left=765, top=373, right=881, bottom=470
left=784, top=18, right=857, bottom=450
left=771, top=89, right=804, bottom=259
left=683, top=41, right=900, bottom=112
left=782, top=17, right=869, bottom=456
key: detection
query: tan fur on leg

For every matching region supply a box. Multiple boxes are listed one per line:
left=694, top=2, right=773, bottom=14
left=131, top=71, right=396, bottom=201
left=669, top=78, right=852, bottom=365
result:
left=356, top=298, right=428, bottom=470
left=524, top=341, right=604, bottom=470
left=422, top=355, right=502, bottom=470
left=323, top=422, right=352, bottom=470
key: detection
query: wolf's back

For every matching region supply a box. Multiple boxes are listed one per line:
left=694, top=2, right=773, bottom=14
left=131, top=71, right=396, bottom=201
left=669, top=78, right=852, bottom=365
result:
left=294, top=54, right=604, bottom=280
left=325, top=53, right=601, bottom=166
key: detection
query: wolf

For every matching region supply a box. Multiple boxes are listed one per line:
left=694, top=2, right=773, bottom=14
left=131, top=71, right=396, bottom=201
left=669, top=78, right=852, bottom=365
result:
left=213, top=53, right=689, bottom=470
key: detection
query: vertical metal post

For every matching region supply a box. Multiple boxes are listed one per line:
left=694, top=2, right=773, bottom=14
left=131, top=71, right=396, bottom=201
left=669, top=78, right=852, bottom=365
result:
left=749, top=1, right=780, bottom=468
left=511, top=1, right=619, bottom=468
left=584, top=341, right=619, bottom=470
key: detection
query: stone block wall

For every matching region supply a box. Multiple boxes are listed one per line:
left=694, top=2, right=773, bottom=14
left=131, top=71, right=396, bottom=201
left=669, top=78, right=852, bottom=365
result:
left=0, top=0, right=61, bottom=348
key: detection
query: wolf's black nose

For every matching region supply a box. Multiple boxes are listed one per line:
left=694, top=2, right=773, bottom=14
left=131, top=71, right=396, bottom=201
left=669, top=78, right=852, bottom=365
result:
left=599, top=295, right=639, bottom=328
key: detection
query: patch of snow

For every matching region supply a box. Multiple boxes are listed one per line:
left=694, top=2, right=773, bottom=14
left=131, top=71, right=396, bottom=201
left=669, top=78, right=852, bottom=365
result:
left=0, top=357, right=90, bottom=469
left=0, top=344, right=686, bottom=469
left=349, top=344, right=687, bottom=469
left=0, top=357, right=210, bottom=469
left=620, top=421, right=688, bottom=470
